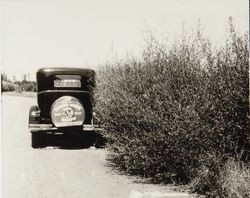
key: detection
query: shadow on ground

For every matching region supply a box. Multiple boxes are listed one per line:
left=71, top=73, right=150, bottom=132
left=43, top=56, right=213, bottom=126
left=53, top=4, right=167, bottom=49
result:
left=32, top=132, right=106, bottom=150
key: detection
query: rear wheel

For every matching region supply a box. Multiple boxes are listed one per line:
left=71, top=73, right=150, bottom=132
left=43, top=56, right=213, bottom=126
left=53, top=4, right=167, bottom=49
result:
left=94, top=133, right=106, bottom=148
left=32, top=132, right=46, bottom=148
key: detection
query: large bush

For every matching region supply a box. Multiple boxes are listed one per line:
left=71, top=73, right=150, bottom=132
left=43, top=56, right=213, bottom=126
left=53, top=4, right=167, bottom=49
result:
left=1, top=73, right=15, bottom=92
left=95, top=20, right=249, bottom=197
left=1, top=83, right=15, bottom=92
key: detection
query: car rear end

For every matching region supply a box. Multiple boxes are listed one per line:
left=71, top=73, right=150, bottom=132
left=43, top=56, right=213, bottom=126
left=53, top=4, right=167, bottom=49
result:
left=28, top=68, right=103, bottom=148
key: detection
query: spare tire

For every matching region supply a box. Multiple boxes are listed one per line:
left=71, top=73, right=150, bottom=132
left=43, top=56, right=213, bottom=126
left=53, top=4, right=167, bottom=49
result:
left=50, top=96, right=85, bottom=127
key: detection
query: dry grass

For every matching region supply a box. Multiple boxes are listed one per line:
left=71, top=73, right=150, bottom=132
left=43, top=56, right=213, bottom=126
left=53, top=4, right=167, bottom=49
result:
left=220, top=159, right=250, bottom=198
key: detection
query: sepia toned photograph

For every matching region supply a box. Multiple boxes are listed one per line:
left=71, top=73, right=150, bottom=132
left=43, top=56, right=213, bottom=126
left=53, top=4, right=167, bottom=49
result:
left=1, top=0, right=249, bottom=197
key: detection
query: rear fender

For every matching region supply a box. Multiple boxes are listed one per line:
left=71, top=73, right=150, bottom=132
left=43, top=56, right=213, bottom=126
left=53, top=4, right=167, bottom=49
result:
left=29, top=105, right=40, bottom=125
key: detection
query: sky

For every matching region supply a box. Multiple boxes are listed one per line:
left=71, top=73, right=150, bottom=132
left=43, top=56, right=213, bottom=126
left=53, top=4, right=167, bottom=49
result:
left=1, top=0, right=248, bottom=81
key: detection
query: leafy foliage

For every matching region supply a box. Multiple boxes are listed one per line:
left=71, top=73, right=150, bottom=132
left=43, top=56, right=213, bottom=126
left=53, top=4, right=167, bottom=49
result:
left=95, top=20, right=249, bottom=197
left=15, top=80, right=37, bottom=92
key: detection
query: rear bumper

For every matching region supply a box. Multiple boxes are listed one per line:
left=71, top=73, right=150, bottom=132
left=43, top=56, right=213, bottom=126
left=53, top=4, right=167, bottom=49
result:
left=29, top=124, right=102, bottom=133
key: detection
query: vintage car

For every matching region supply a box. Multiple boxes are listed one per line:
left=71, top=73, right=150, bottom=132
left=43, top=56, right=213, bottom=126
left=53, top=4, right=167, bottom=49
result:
left=28, top=67, right=103, bottom=148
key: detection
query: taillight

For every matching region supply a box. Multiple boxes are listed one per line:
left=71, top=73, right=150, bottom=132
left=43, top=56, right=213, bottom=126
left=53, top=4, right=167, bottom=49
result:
left=31, top=110, right=40, bottom=117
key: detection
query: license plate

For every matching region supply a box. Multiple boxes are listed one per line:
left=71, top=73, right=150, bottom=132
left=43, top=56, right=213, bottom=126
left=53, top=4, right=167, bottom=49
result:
left=54, top=79, right=81, bottom=88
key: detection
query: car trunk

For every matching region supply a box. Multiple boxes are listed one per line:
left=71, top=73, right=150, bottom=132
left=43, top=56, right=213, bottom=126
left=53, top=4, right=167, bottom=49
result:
left=36, top=68, right=95, bottom=125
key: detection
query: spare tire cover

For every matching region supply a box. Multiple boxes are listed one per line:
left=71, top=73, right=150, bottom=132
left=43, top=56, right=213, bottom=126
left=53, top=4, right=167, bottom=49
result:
left=51, top=96, right=85, bottom=127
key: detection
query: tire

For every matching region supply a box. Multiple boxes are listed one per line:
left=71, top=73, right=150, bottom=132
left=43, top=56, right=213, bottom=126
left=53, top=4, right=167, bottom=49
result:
left=32, top=132, right=46, bottom=148
left=77, top=132, right=94, bottom=148
left=94, top=133, right=106, bottom=149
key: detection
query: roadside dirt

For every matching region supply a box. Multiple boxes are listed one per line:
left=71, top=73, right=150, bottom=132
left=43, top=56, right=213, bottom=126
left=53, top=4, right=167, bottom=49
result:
left=1, top=95, right=196, bottom=198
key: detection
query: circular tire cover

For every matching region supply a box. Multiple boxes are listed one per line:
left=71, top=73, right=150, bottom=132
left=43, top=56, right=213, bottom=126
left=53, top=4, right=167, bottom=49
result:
left=51, top=96, right=85, bottom=127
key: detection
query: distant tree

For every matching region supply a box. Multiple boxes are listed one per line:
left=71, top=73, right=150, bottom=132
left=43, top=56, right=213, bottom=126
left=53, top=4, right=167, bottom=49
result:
left=20, top=80, right=36, bottom=92
left=1, top=73, right=12, bottom=82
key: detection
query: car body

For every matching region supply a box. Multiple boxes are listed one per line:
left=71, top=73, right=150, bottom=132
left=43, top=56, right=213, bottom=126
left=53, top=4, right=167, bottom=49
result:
left=28, top=67, right=103, bottom=148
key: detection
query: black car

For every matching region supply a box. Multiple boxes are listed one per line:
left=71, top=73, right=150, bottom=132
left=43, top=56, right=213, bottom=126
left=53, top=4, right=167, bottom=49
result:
left=28, top=67, right=103, bottom=148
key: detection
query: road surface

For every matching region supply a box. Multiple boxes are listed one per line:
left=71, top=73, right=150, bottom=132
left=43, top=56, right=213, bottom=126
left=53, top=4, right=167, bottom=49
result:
left=1, top=95, right=196, bottom=198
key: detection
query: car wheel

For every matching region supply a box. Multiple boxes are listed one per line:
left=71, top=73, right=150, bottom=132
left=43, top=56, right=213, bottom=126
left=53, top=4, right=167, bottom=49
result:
left=78, top=132, right=94, bottom=148
left=32, top=132, right=46, bottom=148
left=94, top=133, right=106, bottom=149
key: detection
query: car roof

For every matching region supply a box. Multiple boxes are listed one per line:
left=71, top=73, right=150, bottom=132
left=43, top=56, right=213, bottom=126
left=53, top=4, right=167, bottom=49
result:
left=37, top=67, right=95, bottom=73
left=36, top=67, right=95, bottom=92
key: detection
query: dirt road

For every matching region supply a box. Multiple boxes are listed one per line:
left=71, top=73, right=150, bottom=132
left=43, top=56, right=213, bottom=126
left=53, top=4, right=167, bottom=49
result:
left=1, top=95, right=195, bottom=198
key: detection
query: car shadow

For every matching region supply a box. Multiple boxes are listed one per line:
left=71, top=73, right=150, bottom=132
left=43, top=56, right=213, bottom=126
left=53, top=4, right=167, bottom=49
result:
left=40, top=132, right=106, bottom=150
left=41, top=133, right=93, bottom=149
